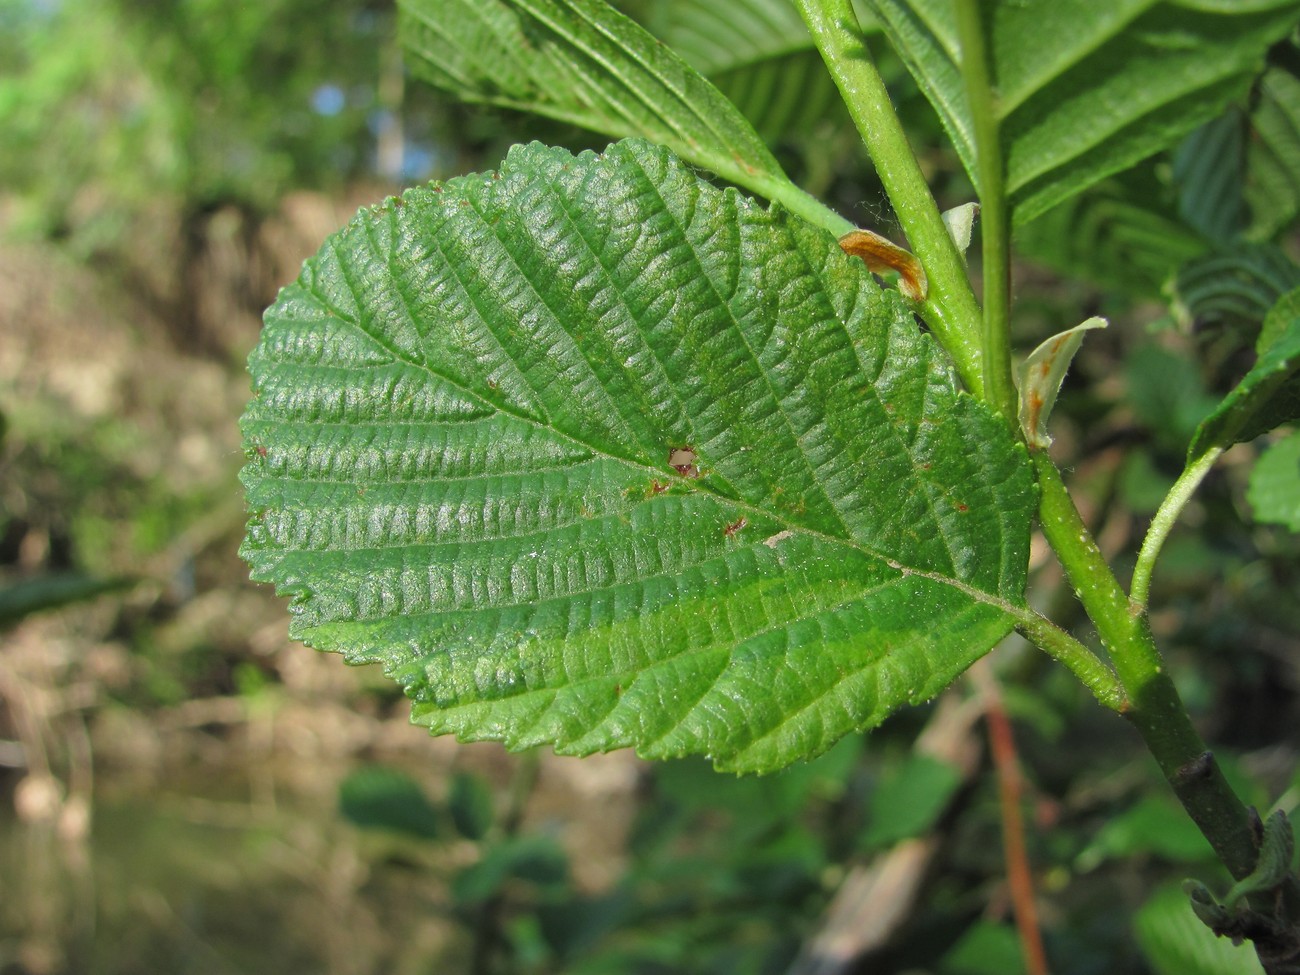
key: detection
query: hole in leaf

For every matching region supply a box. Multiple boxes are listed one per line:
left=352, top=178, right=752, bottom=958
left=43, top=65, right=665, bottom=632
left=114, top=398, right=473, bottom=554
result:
left=669, top=447, right=699, bottom=478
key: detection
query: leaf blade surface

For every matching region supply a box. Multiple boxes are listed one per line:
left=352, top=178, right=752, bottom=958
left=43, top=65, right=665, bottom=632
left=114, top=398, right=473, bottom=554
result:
left=241, top=140, right=1034, bottom=771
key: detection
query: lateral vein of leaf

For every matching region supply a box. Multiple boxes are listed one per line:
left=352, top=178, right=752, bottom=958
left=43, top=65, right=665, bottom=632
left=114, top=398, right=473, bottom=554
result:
left=303, top=523, right=895, bottom=630
left=402, top=2, right=483, bottom=90
left=257, top=414, right=508, bottom=431
left=420, top=217, right=565, bottom=430
left=625, top=151, right=857, bottom=541
left=405, top=2, right=640, bottom=141
left=308, top=238, right=425, bottom=371
left=533, top=154, right=696, bottom=440
left=729, top=600, right=995, bottom=759
left=788, top=229, right=963, bottom=580
left=457, top=190, right=652, bottom=454
left=367, top=204, right=442, bottom=382
left=423, top=573, right=912, bottom=721
left=910, top=370, right=966, bottom=579
left=255, top=456, right=593, bottom=487
left=542, top=0, right=706, bottom=149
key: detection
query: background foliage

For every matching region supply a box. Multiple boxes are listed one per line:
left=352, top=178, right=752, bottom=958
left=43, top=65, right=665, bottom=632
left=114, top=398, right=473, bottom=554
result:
left=2, top=0, right=1299, bottom=973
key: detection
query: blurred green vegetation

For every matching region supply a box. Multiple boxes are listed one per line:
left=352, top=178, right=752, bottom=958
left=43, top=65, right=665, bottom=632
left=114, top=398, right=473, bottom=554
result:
left=1, top=1, right=1298, bottom=974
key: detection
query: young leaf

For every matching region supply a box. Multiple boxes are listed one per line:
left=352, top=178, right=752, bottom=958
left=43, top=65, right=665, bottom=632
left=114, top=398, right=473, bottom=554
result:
left=240, top=139, right=1035, bottom=773
left=1016, top=316, right=1106, bottom=449
left=1188, top=313, right=1300, bottom=458
left=1248, top=432, right=1300, bottom=531
left=864, top=0, right=1300, bottom=224
left=398, top=0, right=847, bottom=233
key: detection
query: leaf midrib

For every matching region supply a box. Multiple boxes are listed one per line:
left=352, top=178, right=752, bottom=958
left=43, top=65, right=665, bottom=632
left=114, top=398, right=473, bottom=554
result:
left=269, top=288, right=1024, bottom=620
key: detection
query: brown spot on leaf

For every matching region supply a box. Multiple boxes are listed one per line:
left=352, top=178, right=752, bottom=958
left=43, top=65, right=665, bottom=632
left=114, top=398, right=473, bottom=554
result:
left=669, top=446, right=699, bottom=478
left=724, top=516, right=747, bottom=538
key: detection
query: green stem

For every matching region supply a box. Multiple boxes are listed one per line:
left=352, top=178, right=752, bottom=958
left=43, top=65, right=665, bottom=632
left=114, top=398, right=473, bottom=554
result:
left=1011, top=610, right=1125, bottom=711
left=793, top=0, right=985, bottom=397
left=1130, top=447, right=1222, bottom=609
left=1032, top=450, right=1262, bottom=882
left=955, top=0, right=1016, bottom=424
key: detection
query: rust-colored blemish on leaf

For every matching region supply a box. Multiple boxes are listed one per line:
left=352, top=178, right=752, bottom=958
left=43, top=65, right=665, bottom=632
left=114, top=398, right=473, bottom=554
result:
left=839, top=229, right=929, bottom=302
left=669, top=446, right=699, bottom=478
left=646, top=479, right=670, bottom=498
left=724, top=516, right=748, bottom=538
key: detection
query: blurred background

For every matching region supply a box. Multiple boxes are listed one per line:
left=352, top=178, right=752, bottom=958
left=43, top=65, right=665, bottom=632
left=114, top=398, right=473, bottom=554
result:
left=2, top=1, right=1298, bottom=973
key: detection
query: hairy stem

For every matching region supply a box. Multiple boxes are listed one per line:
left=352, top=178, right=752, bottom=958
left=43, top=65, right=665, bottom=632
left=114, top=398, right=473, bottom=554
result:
left=1130, top=447, right=1222, bottom=608
left=1032, top=451, right=1263, bottom=881
left=793, top=0, right=985, bottom=396
left=1010, top=610, right=1124, bottom=711
left=955, top=0, right=1016, bottom=424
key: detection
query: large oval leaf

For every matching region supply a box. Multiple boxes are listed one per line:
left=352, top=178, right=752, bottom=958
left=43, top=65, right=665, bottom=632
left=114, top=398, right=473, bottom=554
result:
left=240, top=139, right=1034, bottom=772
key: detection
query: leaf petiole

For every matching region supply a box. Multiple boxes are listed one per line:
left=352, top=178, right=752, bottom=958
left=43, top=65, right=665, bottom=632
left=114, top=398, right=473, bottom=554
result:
left=1130, top=447, right=1222, bottom=609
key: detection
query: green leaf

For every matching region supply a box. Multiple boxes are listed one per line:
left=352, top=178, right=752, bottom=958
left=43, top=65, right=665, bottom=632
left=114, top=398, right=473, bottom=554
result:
left=864, top=0, right=1300, bottom=224
left=449, top=771, right=495, bottom=840
left=860, top=752, right=961, bottom=849
left=397, top=0, right=846, bottom=233
left=1258, top=285, right=1300, bottom=354
left=338, top=765, right=440, bottom=839
left=1246, top=60, right=1300, bottom=240
left=939, top=921, right=1025, bottom=975
left=642, top=0, right=873, bottom=142
left=240, top=139, right=1035, bottom=773
left=1015, top=167, right=1208, bottom=297
left=453, top=834, right=570, bottom=905
left=1076, top=795, right=1214, bottom=871
left=1135, top=883, right=1266, bottom=975
left=1126, top=345, right=1218, bottom=453
left=1248, top=432, right=1300, bottom=531
left=1015, top=158, right=1203, bottom=287
left=1174, top=243, right=1300, bottom=330
left=0, top=572, right=136, bottom=627
left=1173, top=110, right=1248, bottom=244
left=1189, top=312, right=1300, bottom=458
